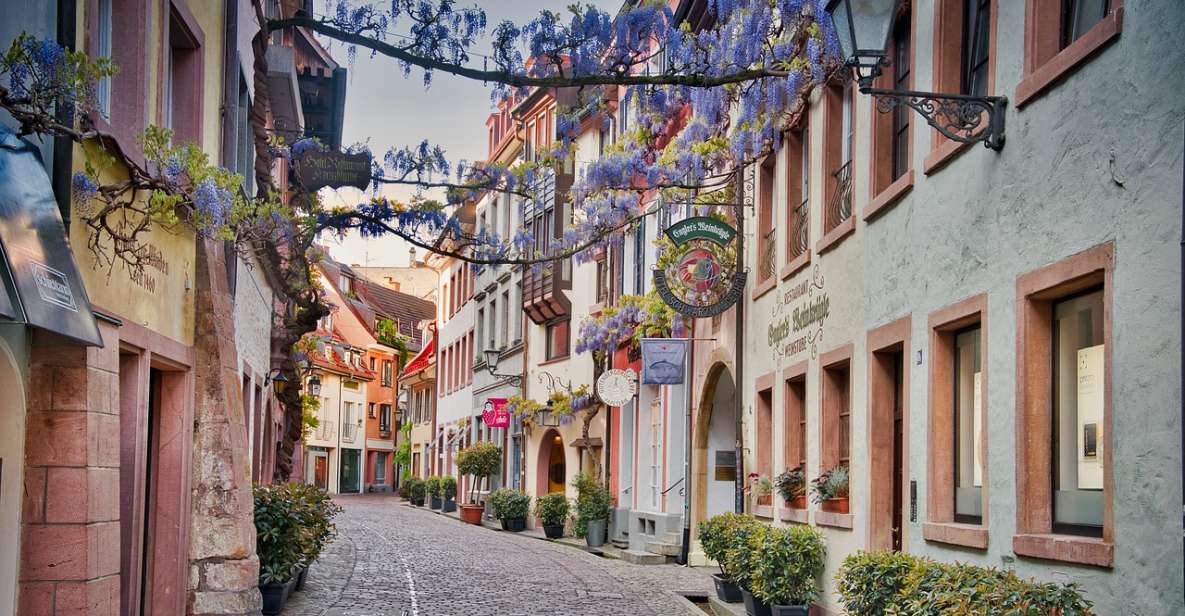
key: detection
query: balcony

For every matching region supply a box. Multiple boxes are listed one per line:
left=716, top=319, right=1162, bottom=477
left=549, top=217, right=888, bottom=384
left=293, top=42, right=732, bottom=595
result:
left=521, top=169, right=574, bottom=324
left=760, top=228, right=777, bottom=282
left=825, top=161, right=853, bottom=233
left=316, top=420, right=336, bottom=442
left=789, top=199, right=809, bottom=261
left=342, top=422, right=358, bottom=443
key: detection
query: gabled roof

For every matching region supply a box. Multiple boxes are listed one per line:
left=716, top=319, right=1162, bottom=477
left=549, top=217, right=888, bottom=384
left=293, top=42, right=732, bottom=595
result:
left=354, top=277, right=436, bottom=350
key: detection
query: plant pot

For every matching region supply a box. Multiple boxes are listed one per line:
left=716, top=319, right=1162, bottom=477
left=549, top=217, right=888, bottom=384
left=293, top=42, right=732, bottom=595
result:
left=543, top=524, right=565, bottom=539
left=822, top=497, right=849, bottom=513
left=459, top=503, right=484, bottom=525
left=259, top=582, right=288, bottom=615
left=500, top=517, right=526, bottom=532
left=771, top=605, right=808, bottom=616
left=741, top=588, right=772, bottom=616
left=429, top=496, right=442, bottom=510
left=294, top=564, right=309, bottom=591
left=756, top=494, right=773, bottom=506
left=584, top=518, right=607, bottom=547
left=712, top=573, right=743, bottom=603
left=787, top=495, right=807, bottom=509
left=442, top=499, right=456, bottom=513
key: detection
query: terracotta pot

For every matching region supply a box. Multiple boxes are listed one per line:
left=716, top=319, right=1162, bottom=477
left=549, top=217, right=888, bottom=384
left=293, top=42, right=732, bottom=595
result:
left=459, top=503, right=484, bottom=525
left=786, top=495, right=807, bottom=510
left=756, top=494, right=773, bottom=506
left=822, top=497, right=849, bottom=514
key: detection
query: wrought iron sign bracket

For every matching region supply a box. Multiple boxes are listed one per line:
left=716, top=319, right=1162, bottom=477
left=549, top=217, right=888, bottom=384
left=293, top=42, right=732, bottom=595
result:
left=489, top=371, right=522, bottom=388
left=861, top=85, right=1007, bottom=151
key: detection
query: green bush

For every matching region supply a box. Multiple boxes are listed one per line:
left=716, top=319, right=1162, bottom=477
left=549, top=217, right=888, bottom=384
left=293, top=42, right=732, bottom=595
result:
left=425, top=475, right=442, bottom=498
left=572, top=473, right=612, bottom=538
left=836, top=551, right=1095, bottom=616
left=441, top=475, right=457, bottom=501
left=749, top=525, right=826, bottom=606
left=406, top=478, right=426, bottom=505
left=725, top=521, right=768, bottom=592
left=535, top=492, right=570, bottom=526
left=488, top=488, right=531, bottom=520
left=697, top=512, right=759, bottom=580
left=253, top=483, right=342, bottom=585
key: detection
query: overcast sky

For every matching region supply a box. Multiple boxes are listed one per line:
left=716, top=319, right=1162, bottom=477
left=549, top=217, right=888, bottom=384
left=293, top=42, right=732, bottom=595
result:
left=318, top=1, right=617, bottom=268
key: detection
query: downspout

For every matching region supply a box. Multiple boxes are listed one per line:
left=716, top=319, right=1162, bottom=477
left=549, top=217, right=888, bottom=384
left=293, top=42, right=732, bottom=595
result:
left=1179, top=123, right=1184, bottom=606
left=734, top=168, right=746, bottom=514
left=677, top=321, right=694, bottom=565
left=51, top=0, right=77, bottom=226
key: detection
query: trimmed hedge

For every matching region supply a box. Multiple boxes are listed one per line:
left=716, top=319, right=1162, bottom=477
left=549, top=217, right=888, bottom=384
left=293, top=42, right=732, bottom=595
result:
left=836, top=551, right=1095, bottom=616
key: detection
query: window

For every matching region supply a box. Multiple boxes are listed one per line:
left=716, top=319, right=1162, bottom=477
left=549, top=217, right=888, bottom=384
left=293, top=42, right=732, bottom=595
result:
left=755, top=380, right=774, bottom=492
left=962, top=0, right=992, bottom=97
left=595, top=258, right=609, bottom=303
left=340, top=275, right=353, bottom=297
left=476, top=308, right=484, bottom=358
left=633, top=218, right=646, bottom=295
left=890, top=19, right=911, bottom=181
left=488, top=300, right=497, bottom=350
left=784, top=121, right=809, bottom=267
left=382, top=360, right=393, bottom=387
left=784, top=373, right=807, bottom=474
left=1015, top=243, right=1112, bottom=567
left=757, top=155, right=776, bottom=286
left=370, top=357, right=376, bottom=371
left=380, top=404, right=392, bottom=432
left=1016, top=0, right=1120, bottom=106
left=954, top=326, right=983, bottom=523
left=820, top=346, right=853, bottom=473
left=868, top=7, right=914, bottom=217
left=96, top=0, right=113, bottom=119
left=500, top=291, right=510, bottom=348
left=466, top=331, right=474, bottom=385
left=1052, top=289, right=1105, bottom=534
left=821, top=80, right=854, bottom=243
left=368, top=402, right=376, bottom=419
left=546, top=319, right=570, bottom=360
left=165, top=6, right=202, bottom=144
left=925, top=295, right=987, bottom=547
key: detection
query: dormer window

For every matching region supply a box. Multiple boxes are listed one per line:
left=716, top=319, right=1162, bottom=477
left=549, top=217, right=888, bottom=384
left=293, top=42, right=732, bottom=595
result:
left=340, top=275, right=353, bottom=298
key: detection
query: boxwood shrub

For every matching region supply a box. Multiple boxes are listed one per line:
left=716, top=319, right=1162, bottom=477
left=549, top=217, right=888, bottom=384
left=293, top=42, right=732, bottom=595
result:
left=836, top=551, right=1095, bottom=616
left=488, top=488, right=531, bottom=520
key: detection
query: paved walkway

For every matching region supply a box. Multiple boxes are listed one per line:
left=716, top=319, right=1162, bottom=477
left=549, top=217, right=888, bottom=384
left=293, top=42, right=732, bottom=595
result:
left=284, top=494, right=714, bottom=616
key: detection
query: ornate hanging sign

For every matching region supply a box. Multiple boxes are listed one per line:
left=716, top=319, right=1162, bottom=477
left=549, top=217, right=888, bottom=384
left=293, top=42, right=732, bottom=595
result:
left=654, top=215, right=745, bottom=318
left=293, top=150, right=372, bottom=192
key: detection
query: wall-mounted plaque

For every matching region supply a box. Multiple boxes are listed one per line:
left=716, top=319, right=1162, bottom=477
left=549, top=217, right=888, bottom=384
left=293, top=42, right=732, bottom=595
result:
left=714, top=449, right=737, bottom=481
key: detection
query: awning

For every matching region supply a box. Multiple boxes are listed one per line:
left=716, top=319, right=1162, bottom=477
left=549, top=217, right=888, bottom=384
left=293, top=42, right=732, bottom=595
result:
left=0, top=127, right=102, bottom=346
left=401, top=337, right=435, bottom=378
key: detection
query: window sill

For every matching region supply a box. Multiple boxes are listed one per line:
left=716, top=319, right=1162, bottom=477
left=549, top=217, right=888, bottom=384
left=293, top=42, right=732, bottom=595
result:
left=863, top=170, right=914, bottom=222
left=751, top=275, right=777, bottom=301
left=754, top=505, right=774, bottom=519
left=923, top=522, right=989, bottom=549
left=778, top=507, right=809, bottom=525
left=589, top=301, right=606, bottom=315
left=923, top=138, right=973, bottom=176
left=1013, top=533, right=1114, bottom=568
left=814, top=511, right=853, bottom=530
left=538, top=355, right=570, bottom=367
left=815, top=216, right=855, bottom=255
left=780, top=251, right=811, bottom=281
left=1015, top=8, right=1123, bottom=108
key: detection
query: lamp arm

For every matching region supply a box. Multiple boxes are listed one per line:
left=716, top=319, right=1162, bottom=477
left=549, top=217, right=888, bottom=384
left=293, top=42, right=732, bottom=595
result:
left=861, top=85, right=1007, bottom=151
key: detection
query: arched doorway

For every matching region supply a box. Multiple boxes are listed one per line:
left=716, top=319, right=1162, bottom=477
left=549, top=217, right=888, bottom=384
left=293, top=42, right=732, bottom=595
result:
left=0, top=337, right=26, bottom=614
left=536, top=429, right=567, bottom=495
left=692, top=362, right=737, bottom=543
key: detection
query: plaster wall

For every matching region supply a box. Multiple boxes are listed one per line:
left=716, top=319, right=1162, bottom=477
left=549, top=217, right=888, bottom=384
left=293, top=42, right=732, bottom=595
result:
left=233, top=255, right=273, bottom=380
left=435, top=257, right=474, bottom=429
left=859, top=2, right=1185, bottom=613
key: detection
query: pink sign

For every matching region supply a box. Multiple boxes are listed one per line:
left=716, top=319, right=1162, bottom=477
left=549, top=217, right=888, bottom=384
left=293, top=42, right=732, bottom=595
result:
left=482, top=398, right=510, bottom=428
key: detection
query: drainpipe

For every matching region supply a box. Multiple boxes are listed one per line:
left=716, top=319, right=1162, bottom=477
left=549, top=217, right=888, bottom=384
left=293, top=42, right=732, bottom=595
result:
left=1179, top=123, right=1184, bottom=606
left=51, top=0, right=76, bottom=225
left=677, top=321, right=694, bottom=565
left=734, top=168, right=746, bottom=514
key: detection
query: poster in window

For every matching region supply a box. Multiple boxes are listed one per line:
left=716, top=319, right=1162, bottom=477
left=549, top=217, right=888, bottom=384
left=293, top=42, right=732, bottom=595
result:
left=973, top=372, right=983, bottom=487
left=1076, top=344, right=1105, bottom=490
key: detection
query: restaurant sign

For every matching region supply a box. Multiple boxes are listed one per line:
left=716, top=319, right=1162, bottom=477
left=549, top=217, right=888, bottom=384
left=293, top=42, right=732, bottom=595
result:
left=294, top=150, right=372, bottom=192
left=654, top=216, right=746, bottom=318
left=767, top=265, right=828, bottom=360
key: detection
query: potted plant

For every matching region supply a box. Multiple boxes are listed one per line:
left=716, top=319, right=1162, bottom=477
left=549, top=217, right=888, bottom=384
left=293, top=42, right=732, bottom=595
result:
left=289, top=483, right=342, bottom=592
left=775, top=467, right=807, bottom=509
left=489, top=488, right=531, bottom=531
left=426, top=476, right=443, bottom=510
left=811, top=465, right=849, bottom=513
left=573, top=473, right=612, bottom=547
left=535, top=493, right=570, bottom=539
left=724, top=521, right=771, bottom=616
left=749, top=526, right=826, bottom=616
left=456, top=441, right=502, bottom=524
left=441, top=475, right=457, bottom=513
left=406, top=478, right=426, bottom=506
left=254, top=485, right=303, bottom=614
left=697, top=512, right=755, bottom=603
left=748, top=473, right=773, bottom=506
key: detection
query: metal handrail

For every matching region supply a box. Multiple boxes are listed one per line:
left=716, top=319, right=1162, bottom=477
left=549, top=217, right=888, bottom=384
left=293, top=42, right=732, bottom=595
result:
left=661, top=477, right=685, bottom=495
left=759, top=227, right=777, bottom=281
left=789, top=198, right=809, bottom=260
left=825, top=161, right=853, bottom=233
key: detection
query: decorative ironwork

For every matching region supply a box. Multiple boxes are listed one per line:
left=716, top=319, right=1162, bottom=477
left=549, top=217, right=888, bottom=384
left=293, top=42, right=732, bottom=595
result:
left=865, top=86, right=1007, bottom=151
left=789, top=199, right=809, bottom=261
left=760, top=228, right=777, bottom=282
left=825, top=161, right=853, bottom=233
left=537, top=371, right=571, bottom=395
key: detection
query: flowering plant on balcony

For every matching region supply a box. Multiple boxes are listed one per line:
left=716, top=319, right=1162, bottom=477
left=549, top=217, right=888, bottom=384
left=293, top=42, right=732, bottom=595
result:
left=574, top=292, right=682, bottom=360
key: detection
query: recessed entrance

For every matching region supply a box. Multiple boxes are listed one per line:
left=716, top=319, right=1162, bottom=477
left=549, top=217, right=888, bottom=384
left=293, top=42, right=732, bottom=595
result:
left=868, top=317, right=910, bottom=552
left=692, top=362, right=738, bottom=533
left=547, top=434, right=566, bottom=493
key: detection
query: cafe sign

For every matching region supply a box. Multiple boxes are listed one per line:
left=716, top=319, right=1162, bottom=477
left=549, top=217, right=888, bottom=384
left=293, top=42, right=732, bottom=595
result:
left=654, top=216, right=746, bottom=318
left=294, top=149, right=372, bottom=192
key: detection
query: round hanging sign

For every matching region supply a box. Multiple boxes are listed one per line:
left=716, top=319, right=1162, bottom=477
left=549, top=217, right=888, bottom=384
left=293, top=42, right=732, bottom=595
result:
left=654, top=214, right=746, bottom=318
left=596, top=369, right=638, bottom=407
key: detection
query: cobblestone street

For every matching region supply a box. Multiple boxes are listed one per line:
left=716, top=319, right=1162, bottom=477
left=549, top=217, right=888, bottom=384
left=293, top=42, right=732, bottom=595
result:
left=284, top=495, right=714, bottom=616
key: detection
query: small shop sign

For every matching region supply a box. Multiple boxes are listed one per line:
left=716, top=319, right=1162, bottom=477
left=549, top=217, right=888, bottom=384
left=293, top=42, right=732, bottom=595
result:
left=481, top=398, right=510, bottom=429
left=596, top=369, right=637, bottom=406
left=294, top=149, right=372, bottom=192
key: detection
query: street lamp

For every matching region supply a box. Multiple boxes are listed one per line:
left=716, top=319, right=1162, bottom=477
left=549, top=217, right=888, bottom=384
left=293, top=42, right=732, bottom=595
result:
left=307, top=375, right=322, bottom=396
left=266, top=369, right=290, bottom=395
left=825, top=0, right=1007, bottom=150
left=482, top=347, right=522, bottom=388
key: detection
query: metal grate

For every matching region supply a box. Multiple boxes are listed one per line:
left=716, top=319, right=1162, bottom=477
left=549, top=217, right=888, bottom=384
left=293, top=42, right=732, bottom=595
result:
left=825, top=161, right=852, bottom=233
left=789, top=198, right=809, bottom=261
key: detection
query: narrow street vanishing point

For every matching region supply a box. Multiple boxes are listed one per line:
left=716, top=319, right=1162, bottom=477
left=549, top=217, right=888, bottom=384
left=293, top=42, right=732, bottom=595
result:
left=285, top=496, right=713, bottom=616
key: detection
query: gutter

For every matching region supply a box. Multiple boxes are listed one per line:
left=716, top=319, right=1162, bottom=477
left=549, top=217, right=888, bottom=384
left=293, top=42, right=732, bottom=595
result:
left=51, top=0, right=77, bottom=226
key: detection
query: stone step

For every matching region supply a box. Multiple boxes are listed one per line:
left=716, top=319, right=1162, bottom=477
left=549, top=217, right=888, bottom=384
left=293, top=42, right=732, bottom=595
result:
left=645, top=540, right=682, bottom=557
left=661, top=531, right=684, bottom=545
left=610, top=538, right=630, bottom=549
left=708, top=595, right=746, bottom=616
left=621, top=549, right=670, bottom=565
